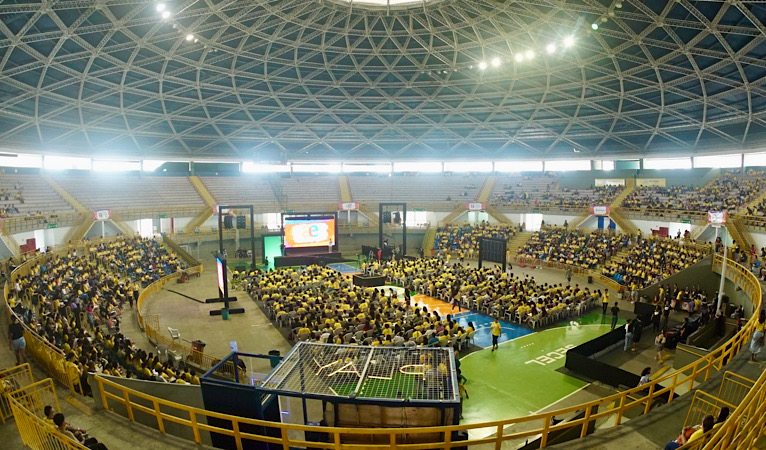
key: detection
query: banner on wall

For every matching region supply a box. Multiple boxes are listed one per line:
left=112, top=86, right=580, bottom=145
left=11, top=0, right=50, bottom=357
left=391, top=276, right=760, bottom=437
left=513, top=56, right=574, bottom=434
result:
left=594, top=178, right=626, bottom=187
left=93, top=209, right=112, bottom=221
left=590, top=206, right=610, bottom=216
left=636, top=178, right=666, bottom=187
left=708, top=211, right=727, bottom=226
left=339, top=202, right=359, bottom=211
left=466, top=202, right=486, bottom=211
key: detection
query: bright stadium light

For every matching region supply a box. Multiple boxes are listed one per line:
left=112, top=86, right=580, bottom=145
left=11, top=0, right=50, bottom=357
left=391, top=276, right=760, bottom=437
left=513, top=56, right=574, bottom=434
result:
left=494, top=160, right=543, bottom=172
left=693, top=154, right=742, bottom=169
left=591, top=23, right=599, bottom=30
left=161, top=10, right=171, bottom=19
left=186, top=34, right=194, bottom=41
left=43, top=155, right=91, bottom=171
left=525, top=50, right=534, bottom=60
left=643, top=157, right=692, bottom=170
left=491, top=57, right=501, bottom=67
left=343, top=163, right=392, bottom=173
left=93, top=159, right=141, bottom=172
left=291, top=163, right=342, bottom=173
left=546, top=44, right=557, bottom=54
left=563, top=36, right=575, bottom=47
left=545, top=160, right=590, bottom=172
left=156, top=3, right=166, bottom=12
left=443, top=161, right=492, bottom=173
left=478, top=61, right=487, bottom=70
left=241, top=162, right=290, bottom=173
left=514, top=53, right=524, bottom=62
left=0, top=153, right=42, bottom=168
left=744, top=152, right=766, bottom=167
left=393, top=161, right=442, bottom=173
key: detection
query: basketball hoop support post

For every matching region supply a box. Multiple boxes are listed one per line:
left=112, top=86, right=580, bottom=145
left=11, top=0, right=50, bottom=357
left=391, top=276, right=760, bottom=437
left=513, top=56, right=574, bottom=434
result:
left=714, top=225, right=727, bottom=315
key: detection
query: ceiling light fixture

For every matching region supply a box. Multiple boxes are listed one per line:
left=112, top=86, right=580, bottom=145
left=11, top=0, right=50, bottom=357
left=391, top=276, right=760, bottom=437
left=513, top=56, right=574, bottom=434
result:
left=525, top=50, right=534, bottom=59
left=546, top=44, right=557, bottom=54
left=156, top=3, right=166, bottom=12
left=591, top=23, right=599, bottom=30
left=491, top=57, right=501, bottom=67
left=478, top=61, right=487, bottom=70
left=514, top=53, right=524, bottom=62
left=161, top=10, right=171, bottom=19
left=186, top=34, right=194, bottom=41
left=563, top=36, right=575, bottom=47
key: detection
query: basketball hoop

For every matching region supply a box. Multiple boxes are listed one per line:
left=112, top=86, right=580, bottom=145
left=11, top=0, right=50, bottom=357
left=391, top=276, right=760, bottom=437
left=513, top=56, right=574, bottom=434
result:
left=708, top=211, right=726, bottom=228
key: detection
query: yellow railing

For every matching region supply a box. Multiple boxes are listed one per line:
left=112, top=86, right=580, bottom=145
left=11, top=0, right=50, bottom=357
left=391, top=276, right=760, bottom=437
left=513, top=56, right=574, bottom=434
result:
left=8, top=378, right=86, bottom=450
left=683, top=390, right=736, bottom=431
left=93, top=254, right=762, bottom=448
left=0, top=363, right=34, bottom=423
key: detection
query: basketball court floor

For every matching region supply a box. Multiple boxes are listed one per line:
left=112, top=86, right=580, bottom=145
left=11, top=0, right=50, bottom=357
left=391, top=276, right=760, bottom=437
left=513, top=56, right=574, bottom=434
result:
left=136, top=259, right=625, bottom=439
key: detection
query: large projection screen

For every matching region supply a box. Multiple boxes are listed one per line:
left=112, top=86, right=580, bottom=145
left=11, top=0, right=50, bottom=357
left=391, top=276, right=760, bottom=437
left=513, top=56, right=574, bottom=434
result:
left=282, top=213, right=337, bottom=250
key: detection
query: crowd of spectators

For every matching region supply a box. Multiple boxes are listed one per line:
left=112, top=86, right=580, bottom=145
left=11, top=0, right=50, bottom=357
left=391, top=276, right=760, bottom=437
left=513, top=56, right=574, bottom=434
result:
left=621, top=171, right=764, bottom=212
left=433, top=223, right=517, bottom=260
left=374, top=258, right=601, bottom=325
left=246, top=264, right=473, bottom=348
left=7, top=237, right=196, bottom=395
left=516, top=228, right=630, bottom=269
left=601, top=237, right=706, bottom=288
left=0, top=181, right=24, bottom=217
left=492, top=185, right=622, bottom=209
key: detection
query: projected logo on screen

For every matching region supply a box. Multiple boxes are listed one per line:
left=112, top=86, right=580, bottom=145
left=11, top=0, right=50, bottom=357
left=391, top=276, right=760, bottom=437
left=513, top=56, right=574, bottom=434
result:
left=284, top=218, right=335, bottom=248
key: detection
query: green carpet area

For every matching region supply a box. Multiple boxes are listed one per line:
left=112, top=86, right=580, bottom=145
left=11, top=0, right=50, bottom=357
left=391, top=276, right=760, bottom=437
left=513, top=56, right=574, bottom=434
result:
left=459, top=322, right=616, bottom=425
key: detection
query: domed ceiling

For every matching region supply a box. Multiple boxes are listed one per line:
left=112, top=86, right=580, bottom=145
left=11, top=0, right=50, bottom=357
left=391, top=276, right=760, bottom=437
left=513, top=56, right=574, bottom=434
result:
left=0, top=0, right=765, bottom=161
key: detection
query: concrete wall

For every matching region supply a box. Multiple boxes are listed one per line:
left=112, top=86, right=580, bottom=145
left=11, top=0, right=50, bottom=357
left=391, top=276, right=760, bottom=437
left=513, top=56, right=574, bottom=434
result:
left=91, top=374, right=211, bottom=445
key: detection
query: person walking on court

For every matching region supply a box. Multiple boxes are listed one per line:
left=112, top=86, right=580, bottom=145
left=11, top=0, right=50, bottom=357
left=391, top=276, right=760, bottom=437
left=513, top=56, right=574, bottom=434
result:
left=602, top=289, right=610, bottom=315
left=610, top=302, right=620, bottom=330
left=565, top=267, right=572, bottom=285
left=490, top=318, right=501, bottom=352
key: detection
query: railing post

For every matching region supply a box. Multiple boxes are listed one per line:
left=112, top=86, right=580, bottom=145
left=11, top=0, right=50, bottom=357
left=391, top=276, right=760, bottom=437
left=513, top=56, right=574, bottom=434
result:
left=189, top=410, right=201, bottom=444
left=495, top=424, right=504, bottom=450
left=615, top=395, right=626, bottom=425
left=643, top=384, right=655, bottom=415
left=154, top=399, right=165, bottom=433
left=580, top=405, right=592, bottom=438
left=541, top=415, right=551, bottom=447
left=123, top=390, right=134, bottom=422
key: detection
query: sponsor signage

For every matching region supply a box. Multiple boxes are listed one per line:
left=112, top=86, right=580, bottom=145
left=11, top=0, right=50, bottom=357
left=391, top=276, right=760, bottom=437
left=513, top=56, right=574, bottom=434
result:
left=590, top=205, right=610, bottom=216
left=466, top=202, right=486, bottom=211
left=93, top=209, right=112, bottom=221
left=636, top=178, right=666, bottom=187
left=339, top=202, right=359, bottom=211
left=708, top=211, right=726, bottom=226
left=594, top=178, right=626, bottom=187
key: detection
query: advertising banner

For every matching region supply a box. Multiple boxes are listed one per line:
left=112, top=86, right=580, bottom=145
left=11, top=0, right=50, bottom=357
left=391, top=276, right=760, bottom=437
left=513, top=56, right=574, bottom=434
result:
left=93, top=209, right=112, bottom=221
left=339, top=202, right=359, bottom=211
left=466, top=202, right=486, bottom=211
left=636, top=178, right=666, bottom=187
left=590, top=206, right=610, bottom=216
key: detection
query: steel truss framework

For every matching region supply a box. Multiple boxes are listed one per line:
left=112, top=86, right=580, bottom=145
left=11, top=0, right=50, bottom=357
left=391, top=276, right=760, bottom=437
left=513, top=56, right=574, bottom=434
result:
left=0, top=0, right=765, bottom=160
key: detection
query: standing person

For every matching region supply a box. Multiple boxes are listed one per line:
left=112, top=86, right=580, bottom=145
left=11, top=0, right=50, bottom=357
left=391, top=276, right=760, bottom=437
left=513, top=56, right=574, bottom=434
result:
left=458, top=374, right=469, bottom=419
left=328, top=239, right=334, bottom=254
left=8, top=315, right=27, bottom=365
left=750, top=309, right=766, bottom=362
left=637, top=366, right=651, bottom=386
left=624, top=319, right=633, bottom=351
left=602, top=289, right=610, bottom=315
left=652, top=305, right=662, bottom=333
left=610, top=302, right=620, bottom=331
left=662, top=300, right=672, bottom=331
left=632, top=316, right=644, bottom=352
left=655, top=330, right=666, bottom=364
left=451, top=295, right=461, bottom=312
left=490, top=318, right=501, bottom=352
left=566, top=267, right=572, bottom=285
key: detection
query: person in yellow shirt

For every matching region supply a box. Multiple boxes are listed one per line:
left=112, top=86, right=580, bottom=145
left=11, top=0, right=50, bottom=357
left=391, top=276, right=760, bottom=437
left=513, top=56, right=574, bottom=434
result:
left=602, top=289, right=610, bottom=315
left=490, top=318, right=501, bottom=352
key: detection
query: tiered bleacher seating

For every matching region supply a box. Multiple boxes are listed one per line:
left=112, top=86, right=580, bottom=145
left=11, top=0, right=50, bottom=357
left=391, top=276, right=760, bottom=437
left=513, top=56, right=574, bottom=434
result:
left=9, top=238, right=195, bottom=392
left=601, top=237, right=706, bottom=288
left=52, top=175, right=204, bottom=210
left=280, top=176, right=339, bottom=208
left=0, top=173, right=74, bottom=216
left=489, top=175, right=621, bottom=210
left=516, top=228, right=629, bottom=269
left=200, top=176, right=279, bottom=210
left=347, top=174, right=483, bottom=205
left=433, top=223, right=517, bottom=260
left=621, top=170, right=764, bottom=212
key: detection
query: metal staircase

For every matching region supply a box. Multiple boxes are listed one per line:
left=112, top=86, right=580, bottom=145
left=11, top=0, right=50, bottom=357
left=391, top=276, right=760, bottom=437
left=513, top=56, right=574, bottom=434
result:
left=484, top=204, right=512, bottom=224
left=64, top=213, right=96, bottom=244
left=608, top=207, right=639, bottom=235
left=421, top=226, right=437, bottom=256
left=476, top=176, right=496, bottom=203
left=0, top=234, right=21, bottom=258
left=507, top=231, right=533, bottom=258
left=338, top=176, right=352, bottom=203
left=727, top=215, right=753, bottom=251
